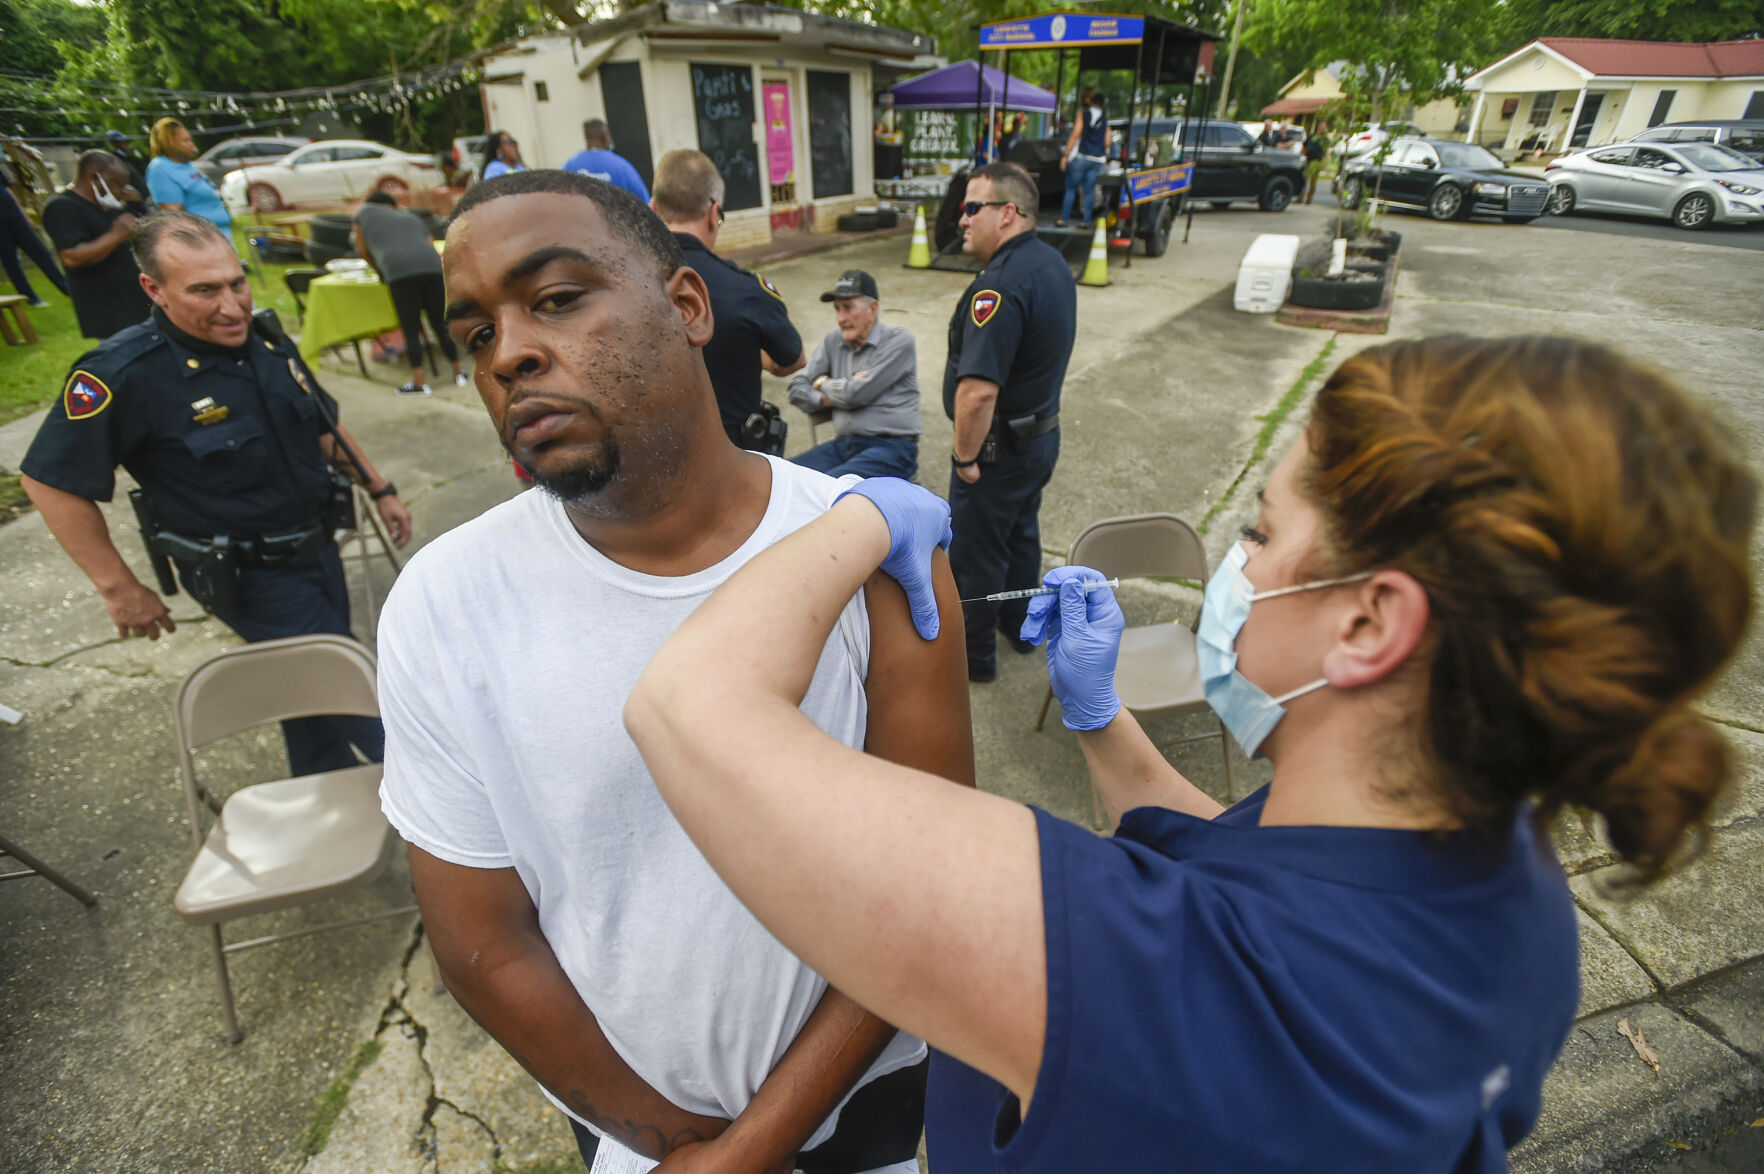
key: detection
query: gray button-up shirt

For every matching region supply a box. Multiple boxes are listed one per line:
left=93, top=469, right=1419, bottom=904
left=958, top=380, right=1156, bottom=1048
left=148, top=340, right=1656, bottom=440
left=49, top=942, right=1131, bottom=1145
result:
left=785, top=319, right=920, bottom=438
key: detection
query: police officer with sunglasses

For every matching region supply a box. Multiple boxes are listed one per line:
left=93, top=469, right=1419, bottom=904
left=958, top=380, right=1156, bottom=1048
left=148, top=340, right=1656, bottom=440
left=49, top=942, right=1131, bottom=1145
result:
left=945, top=162, right=1077, bottom=682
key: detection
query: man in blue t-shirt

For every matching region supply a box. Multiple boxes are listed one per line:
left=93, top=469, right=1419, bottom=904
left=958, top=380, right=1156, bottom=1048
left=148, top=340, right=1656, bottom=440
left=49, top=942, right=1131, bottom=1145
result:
left=561, top=119, right=649, bottom=202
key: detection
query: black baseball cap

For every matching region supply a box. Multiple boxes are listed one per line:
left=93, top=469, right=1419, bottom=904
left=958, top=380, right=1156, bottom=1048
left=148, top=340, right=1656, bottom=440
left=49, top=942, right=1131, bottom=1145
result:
left=820, top=269, right=879, bottom=302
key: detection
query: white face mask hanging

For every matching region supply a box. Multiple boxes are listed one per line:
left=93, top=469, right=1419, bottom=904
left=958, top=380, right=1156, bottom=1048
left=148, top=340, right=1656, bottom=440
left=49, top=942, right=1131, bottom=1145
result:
left=93, top=177, right=124, bottom=210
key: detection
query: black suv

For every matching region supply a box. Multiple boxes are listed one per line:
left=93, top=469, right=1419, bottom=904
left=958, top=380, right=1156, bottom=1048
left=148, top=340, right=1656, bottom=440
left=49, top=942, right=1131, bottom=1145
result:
left=1337, top=138, right=1550, bottom=223
left=1112, top=117, right=1307, bottom=211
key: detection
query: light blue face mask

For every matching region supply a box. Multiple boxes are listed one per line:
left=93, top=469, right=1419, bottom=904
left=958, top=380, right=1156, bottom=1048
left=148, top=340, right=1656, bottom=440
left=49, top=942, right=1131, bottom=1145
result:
left=1197, top=541, right=1372, bottom=759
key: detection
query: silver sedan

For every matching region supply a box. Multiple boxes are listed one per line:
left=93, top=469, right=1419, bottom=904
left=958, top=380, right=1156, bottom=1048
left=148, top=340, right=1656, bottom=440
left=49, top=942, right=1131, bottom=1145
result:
left=1544, top=141, right=1764, bottom=230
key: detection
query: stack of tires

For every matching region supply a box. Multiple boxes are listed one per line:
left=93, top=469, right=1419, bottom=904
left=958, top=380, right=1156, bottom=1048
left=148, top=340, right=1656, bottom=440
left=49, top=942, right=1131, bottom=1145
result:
left=303, top=214, right=358, bottom=268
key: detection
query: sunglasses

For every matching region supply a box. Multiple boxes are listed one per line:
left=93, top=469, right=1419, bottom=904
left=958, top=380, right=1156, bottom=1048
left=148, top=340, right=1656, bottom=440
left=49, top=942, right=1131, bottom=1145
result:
left=962, top=200, right=1017, bottom=217
left=714, top=202, right=726, bottom=226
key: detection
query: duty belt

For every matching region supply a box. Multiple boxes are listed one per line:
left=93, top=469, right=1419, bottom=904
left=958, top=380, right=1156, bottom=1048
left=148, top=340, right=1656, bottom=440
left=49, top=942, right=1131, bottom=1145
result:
left=989, top=412, right=1059, bottom=441
left=153, top=522, right=330, bottom=568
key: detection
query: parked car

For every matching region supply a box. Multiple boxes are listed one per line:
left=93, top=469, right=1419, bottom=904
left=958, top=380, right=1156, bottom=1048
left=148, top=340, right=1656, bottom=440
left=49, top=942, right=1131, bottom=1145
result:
left=193, top=136, right=310, bottom=185
left=218, top=139, right=444, bottom=211
left=449, top=134, right=487, bottom=185
left=1337, top=137, right=1550, bottom=222
left=1332, top=120, right=1424, bottom=161
left=1544, top=140, right=1764, bottom=230
left=1628, top=120, right=1764, bottom=166
left=1104, top=117, right=1308, bottom=210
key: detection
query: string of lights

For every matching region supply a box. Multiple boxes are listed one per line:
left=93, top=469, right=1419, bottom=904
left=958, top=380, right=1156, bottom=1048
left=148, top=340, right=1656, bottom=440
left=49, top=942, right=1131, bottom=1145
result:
left=2, top=57, right=487, bottom=142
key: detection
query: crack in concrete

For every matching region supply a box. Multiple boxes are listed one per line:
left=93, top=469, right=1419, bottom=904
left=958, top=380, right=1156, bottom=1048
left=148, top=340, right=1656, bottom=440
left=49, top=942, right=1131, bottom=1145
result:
left=1, top=615, right=213, bottom=672
left=299, top=921, right=506, bottom=1173
left=1574, top=892, right=1670, bottom=992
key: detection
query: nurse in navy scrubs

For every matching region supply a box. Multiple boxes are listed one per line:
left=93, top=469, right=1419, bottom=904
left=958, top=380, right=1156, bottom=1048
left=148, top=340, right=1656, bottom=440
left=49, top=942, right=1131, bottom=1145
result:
left=625, top=336, right=1756, bottom=1173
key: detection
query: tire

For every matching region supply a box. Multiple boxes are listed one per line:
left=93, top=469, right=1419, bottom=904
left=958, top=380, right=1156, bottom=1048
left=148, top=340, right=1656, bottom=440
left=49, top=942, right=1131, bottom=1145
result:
left=247, top=182, right=284, bottom=212
left=1547, top=185, right=1575, bottom=216
left=1142, top=202, right=1175, bottom=257
left=1502, top=216, right=1536, bottom=225
left=1672, top=192, right=1715, bottom=230
left=1338, top=177, right=1364, bottom=210
left=1428, top=184, right=1465, bottom=220
left=1288, top=272, right=1382, bottom=311
left=308, top=214, right=356, bottom=250
left=1259, top=176, right=1294, bottom=212
left=375, top=176, right=410, bottom=199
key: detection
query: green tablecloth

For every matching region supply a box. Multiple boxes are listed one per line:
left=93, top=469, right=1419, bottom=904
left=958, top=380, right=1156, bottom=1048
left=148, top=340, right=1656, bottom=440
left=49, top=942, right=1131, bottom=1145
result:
left=296, top=274, right=401, bottom=362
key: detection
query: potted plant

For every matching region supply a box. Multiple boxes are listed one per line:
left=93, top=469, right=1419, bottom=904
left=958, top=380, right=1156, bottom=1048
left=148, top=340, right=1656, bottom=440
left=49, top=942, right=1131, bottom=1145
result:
left=1287, top=237, right=1386, bottom=311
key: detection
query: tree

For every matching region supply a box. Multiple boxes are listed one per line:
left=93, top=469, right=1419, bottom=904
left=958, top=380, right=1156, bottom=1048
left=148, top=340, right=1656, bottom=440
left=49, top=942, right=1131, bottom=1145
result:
left=1496, top=0, right=1764, bottom=46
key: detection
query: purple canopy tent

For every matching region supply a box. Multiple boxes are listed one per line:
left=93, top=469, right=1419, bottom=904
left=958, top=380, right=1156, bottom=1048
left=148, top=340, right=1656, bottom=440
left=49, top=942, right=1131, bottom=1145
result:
left=888, top=60, right=1056, bottom=112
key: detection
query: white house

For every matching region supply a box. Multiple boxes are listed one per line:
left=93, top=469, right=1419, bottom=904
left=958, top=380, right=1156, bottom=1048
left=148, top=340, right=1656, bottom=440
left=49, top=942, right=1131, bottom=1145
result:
left=1260, top=63, right=1464, bottom=137
left=1463, top=38, right=1764, bottom=155
left=476, top=0, right=935, bottom=250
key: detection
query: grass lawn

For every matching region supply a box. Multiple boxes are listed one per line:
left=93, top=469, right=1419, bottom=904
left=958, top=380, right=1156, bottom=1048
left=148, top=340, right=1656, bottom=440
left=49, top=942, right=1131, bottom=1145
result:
left=0, top=243, right=304, bottom=429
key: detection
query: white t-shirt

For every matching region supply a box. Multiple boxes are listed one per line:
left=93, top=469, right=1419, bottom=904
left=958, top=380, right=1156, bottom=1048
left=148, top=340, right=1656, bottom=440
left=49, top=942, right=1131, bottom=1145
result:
left=378, top=457, right=926, bottom=1149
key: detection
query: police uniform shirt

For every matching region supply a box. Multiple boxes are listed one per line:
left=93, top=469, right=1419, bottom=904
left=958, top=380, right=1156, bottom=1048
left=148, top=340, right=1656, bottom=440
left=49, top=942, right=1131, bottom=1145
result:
left=673, top=232, right=803, bottom=432
left=20, top=312, right=338, bottom=538
left=924, top=787, right=1580, bottom=1172
left=943, top=232, right=1077, bottom=425
left=40, top=188, right=153, bottom=339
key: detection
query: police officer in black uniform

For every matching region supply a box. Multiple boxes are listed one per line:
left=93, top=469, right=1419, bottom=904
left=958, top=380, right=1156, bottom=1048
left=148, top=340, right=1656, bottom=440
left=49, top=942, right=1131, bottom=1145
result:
left=945, top=162, right=1077, bottom=683
left=19, top=210, right=411, bottom=775
left=650, top=147, right=804, bottom=453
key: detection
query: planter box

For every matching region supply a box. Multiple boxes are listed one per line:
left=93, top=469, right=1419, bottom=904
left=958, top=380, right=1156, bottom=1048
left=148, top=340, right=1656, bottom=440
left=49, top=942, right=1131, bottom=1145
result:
left=1276, top=253, right=1401, bottom=335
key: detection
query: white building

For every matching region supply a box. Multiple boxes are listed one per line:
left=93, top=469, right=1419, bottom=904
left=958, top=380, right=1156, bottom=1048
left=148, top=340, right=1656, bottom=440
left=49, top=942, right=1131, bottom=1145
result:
left=1462, top=38, right=1764, bottom=155
left=476, top=0, right=935, bottom=250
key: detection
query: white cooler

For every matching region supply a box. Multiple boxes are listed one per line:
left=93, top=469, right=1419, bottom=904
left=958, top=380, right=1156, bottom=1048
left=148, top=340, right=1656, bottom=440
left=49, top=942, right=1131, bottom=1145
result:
left=1234, top=233, right=1301, bottom=313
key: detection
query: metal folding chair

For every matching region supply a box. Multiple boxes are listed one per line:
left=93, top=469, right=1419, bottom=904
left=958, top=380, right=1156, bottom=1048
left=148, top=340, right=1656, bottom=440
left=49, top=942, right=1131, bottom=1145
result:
left=1035, top=513, right=1233, bottom=825
left=171, top=635, right=415, bottom=1042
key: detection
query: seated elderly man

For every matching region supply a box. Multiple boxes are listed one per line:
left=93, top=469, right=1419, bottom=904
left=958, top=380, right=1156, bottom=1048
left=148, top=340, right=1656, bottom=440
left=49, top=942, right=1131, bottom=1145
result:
left=787, top=269, right=920, bottom=479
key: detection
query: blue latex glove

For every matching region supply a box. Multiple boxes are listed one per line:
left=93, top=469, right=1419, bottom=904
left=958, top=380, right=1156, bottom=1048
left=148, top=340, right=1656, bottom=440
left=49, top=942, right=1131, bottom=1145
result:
left=834, top=478, right=952, bottom=640
left=1020, top=565, right=1124, bottom=731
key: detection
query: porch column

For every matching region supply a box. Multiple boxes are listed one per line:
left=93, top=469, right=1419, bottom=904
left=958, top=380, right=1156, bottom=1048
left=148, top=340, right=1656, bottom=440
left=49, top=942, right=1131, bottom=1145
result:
left=1464, top=91, right=1485, bottom=144
left=1563, top=86, right=1588, bottom=152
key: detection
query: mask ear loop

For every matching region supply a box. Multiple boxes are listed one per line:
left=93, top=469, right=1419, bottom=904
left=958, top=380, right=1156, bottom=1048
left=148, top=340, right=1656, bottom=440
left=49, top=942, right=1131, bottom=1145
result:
left=1246, top=569, right=1374, bottom=603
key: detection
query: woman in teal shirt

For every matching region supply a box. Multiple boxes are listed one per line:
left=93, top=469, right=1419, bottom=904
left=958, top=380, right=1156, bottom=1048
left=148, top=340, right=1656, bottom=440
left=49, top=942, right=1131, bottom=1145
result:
left=144, top=118, right=231, bottom=232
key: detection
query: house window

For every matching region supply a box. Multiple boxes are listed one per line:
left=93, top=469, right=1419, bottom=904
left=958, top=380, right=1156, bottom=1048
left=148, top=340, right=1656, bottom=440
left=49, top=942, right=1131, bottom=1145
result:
left=1744, top=90, right=1764, bottom=120
left=1648, top=90, right=1674, bottom=126
left=1528, top=92, right=1556, bottom=128
left=535, top=81, right=550, bottom=102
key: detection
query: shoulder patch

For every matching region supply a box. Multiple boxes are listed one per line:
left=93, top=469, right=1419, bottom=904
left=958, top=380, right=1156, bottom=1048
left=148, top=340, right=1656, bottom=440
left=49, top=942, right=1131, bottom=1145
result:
left=970, top=289, right=1002, bottom=328
left=63, top=370, right=113, bottom=421
left=756, top=273, right=784, bottom=302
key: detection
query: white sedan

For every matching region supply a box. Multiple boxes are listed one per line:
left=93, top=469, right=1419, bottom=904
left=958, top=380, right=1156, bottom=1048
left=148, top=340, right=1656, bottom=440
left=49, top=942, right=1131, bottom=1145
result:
left=219, top=140, right=443, bottom=212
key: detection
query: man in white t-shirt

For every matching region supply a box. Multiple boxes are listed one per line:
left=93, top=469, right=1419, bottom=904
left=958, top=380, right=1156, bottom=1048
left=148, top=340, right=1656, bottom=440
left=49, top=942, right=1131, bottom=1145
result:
left=378, top=168, right=972, bottom=1174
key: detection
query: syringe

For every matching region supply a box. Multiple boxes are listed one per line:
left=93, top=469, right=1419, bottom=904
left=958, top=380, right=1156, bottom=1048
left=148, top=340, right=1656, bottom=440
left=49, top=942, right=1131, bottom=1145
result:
left=959, top=578, right=1121, bottom=605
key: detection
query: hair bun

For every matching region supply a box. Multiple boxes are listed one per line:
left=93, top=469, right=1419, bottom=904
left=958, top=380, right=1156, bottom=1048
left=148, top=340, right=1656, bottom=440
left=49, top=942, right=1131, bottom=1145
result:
left=1587, top=709, right=1730, bottom=882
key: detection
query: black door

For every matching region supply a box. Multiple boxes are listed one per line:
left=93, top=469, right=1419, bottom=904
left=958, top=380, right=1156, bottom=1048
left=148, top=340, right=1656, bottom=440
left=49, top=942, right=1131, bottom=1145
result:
left=1570, top=94, right=1604, bottom=148
left=600, top=62, right=654, bottom=188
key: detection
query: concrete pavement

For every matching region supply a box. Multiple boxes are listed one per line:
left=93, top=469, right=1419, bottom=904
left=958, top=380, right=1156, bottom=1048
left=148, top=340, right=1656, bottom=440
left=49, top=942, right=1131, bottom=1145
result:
left=1, top=199, right=1759, bottom=1172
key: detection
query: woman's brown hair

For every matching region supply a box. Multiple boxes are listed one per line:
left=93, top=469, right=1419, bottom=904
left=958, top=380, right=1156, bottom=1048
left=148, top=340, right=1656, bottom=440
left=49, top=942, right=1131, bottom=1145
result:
left=1303, top=336, right=1756, bottom=882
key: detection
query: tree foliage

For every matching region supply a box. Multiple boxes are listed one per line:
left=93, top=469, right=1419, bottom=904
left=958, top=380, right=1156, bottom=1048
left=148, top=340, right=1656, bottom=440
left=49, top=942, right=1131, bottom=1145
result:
left=1494, top=0, right=1764, bottom=45
left=1244, top=0, right=1499, bottom=109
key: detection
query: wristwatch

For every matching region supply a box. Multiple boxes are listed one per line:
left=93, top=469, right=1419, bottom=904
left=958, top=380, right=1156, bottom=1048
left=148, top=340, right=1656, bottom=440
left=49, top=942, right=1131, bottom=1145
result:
left=951, top=452, right=979, bottom=470
left=369, top=481, right=399, bottom=500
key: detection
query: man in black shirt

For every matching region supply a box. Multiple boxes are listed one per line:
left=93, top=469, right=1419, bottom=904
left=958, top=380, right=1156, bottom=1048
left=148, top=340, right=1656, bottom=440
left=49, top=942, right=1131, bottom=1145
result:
left=944, top=162, right=1077, bottom=682
left=650, top=148, right=803, bottom=453
left=42, top=151, right=152, bottom=339
left=103, top=130, right=152, bottom=214
left=20, top=210, right=410, bottom=775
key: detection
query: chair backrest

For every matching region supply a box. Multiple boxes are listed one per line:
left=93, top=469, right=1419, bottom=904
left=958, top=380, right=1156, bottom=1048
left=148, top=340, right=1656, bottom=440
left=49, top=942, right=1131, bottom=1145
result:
left=177, top=634, right=378, bottom=751
left=1066, top=513, right=1209, bottom=584
left=284, top=268, right=323, bottom=298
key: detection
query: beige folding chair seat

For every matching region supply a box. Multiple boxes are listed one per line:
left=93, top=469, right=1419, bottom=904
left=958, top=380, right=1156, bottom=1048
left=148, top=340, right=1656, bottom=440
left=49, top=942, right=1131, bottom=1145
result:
left=1036, top=513, right=1232, bottom=824
left=172, top=634, right=414, bottom=1042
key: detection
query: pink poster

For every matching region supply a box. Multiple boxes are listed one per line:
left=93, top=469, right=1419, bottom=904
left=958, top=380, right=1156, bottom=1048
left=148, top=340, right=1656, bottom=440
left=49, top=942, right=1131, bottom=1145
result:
left=763, top=82, right=795, bottom=190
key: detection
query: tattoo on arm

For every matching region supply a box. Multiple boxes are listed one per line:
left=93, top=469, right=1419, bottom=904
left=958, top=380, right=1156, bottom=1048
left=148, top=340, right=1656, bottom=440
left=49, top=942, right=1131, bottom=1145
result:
left=564, top=1089, right=712, bottom=1157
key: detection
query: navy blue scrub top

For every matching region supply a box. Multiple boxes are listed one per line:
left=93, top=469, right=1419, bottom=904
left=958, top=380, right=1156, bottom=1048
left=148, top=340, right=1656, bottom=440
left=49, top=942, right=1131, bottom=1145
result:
left=926, top=787, right=1580, bottom=1173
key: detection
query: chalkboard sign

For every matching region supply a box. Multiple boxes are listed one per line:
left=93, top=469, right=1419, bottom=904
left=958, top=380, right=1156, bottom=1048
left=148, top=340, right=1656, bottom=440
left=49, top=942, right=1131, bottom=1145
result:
left=807, top=70, right=853, bottom=198
left=691, top=63, right=761, bottom=210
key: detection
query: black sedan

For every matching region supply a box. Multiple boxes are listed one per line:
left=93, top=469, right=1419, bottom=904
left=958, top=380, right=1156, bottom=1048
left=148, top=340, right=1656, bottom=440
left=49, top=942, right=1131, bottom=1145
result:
left=1337, top=138, right=1551, bottom=223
